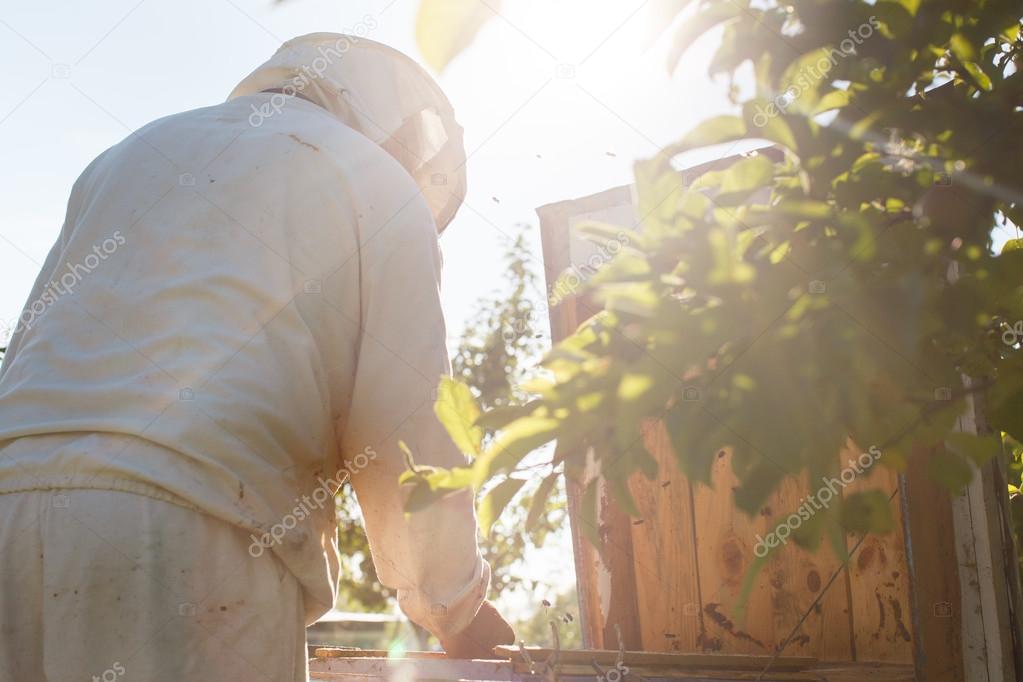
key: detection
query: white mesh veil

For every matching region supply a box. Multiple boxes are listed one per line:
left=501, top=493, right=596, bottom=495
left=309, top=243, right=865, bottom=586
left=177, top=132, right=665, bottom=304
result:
left=228, top=33, right=467, bottom=232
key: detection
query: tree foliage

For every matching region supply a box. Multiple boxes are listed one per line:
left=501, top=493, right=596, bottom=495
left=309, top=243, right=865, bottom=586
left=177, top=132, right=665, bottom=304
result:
left=412, top=0, right=1023, bottom=561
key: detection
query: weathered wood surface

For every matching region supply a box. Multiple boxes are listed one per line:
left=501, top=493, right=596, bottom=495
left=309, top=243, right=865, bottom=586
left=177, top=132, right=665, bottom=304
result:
left=537, top=181, right=915, bottom=665
left=627, top=420, right=704, bottom=653
left=495, top=645, right=816, bottom=669
left=841, top=454, right=914, bottom=663
left=309, top=650, right=914, bottom=681
left=901, top=445, right=964, bottom=681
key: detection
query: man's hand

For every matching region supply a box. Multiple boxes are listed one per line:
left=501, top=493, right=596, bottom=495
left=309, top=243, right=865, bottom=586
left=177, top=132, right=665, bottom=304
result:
left=438, top=601, right=515, bottom=659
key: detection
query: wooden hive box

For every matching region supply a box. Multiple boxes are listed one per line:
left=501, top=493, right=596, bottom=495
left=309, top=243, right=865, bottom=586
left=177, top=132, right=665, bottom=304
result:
left=534, top=153, right=1022, bottom=681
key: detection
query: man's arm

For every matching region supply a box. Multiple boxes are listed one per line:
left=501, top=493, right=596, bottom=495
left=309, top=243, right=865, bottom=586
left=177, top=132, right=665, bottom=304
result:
left=337, top=192, right=511, bottom=651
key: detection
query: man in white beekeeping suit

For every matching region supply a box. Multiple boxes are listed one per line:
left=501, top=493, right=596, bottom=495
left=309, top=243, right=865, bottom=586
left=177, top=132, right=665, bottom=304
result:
left=0, top=33, right=514, bottom=681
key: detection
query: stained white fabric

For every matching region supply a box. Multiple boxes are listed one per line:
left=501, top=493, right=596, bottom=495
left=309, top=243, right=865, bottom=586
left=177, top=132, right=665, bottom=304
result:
left=0, top=489, right=307, bottom=682
left=229, top=33, right=467, bottom=232
left=0, top=78, right=487, bottom=640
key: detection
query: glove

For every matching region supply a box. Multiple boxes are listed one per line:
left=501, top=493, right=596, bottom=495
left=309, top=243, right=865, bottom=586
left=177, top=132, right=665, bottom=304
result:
left=438, top=600, right=515, bottom=659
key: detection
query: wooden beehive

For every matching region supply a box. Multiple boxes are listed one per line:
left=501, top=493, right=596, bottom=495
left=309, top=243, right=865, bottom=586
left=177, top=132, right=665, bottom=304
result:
left=534, top=155, right=1023, bottom=679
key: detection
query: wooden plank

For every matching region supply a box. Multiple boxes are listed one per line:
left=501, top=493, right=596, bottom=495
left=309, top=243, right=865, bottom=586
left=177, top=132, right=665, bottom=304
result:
left=538, top=199, right=601, bottom=648
left=309, top=659, right=915, bottom=682
left=313, top=648, right=447, bottom=659
left=951, top=388, right=1020, bottom=681
left=690, top=450, right=857, bottom=660
left=762, top=472, right=854, bottom=662
left=690, top=448, right=777, bottom=655
left=309, top=656, right=519, bottom=681
left=842, top=450, right=914, bottom=663
left=901, top=449, right=964, bottom=682
left=495, top=646, right=816, bottom=670
left=595, top=475, right=645, bottom=650
left=537, top=195, right=643, bottom=651
left=627, top=419, right=704, bottom=653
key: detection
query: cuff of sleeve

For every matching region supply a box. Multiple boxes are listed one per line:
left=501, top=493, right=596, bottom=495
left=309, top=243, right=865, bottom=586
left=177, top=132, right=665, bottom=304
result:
left=397, top=557, right=490, bottom=640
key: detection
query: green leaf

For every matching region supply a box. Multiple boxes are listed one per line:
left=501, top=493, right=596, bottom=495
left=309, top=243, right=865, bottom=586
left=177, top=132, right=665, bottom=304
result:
left=811, top=89, right=853, bottom=115
left=949, top=33, right=977, bottom=62
left=671, top=115, right=746, bottom=154
left=435, top=376, right=484, bottom=457
left=474, top=401, right=539, bottom=432
left=929, top=448, right=974, bottom=495
left=692, top=154, right=774, bottom=204
left=415, top=0, right=498, bottom=72
left=399, top=440, right=417, bottom=473
left=961, top=61, right=993, bottom=91
left=525, top=472, right=560, bottom=530
left=666, top=4, right=740, bottom=72
left=945, top=432, right=1002, bottom=466
left=472, top=416, right=561, bottom=486
left=404, top=479, right=447, bottom=514
left=841, top=490, right=895, bottom=534
left=478, top=477, right=526, bottom=537
left=607, top=471, right=640, bottom=517
left=743, top=100, right=797, bottom=150
left=1002, top=239, right=1023, bottom=254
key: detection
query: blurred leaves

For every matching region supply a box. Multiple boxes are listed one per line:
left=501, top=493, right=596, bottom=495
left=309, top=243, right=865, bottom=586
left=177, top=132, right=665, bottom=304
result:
left=410, top=0, right=1023, bottom=583
left=415, top=0, right=498, bottom=72
left=434, top=376, right=483, bottom=457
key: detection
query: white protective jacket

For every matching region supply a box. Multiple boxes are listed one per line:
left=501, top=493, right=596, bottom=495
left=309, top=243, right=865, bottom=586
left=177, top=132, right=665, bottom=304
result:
left=0, top=34, right=488, bottom=635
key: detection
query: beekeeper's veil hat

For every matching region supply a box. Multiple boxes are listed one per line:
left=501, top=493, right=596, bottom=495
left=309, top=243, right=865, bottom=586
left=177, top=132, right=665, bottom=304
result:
left=228, top=33, right=466, bottom=232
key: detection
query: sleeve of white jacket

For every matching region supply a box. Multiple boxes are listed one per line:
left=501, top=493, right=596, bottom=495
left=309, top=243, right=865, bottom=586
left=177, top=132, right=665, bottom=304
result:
left=339, top=195, right=489, bottom=640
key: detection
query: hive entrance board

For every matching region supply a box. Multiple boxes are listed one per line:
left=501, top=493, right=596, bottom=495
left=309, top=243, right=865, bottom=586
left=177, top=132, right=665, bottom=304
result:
left=308, top=646, right=914, bottom=681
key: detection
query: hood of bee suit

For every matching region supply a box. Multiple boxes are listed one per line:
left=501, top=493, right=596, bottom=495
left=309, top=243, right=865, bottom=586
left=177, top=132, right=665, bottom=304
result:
left=228, top=33, right=467, bottom=233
